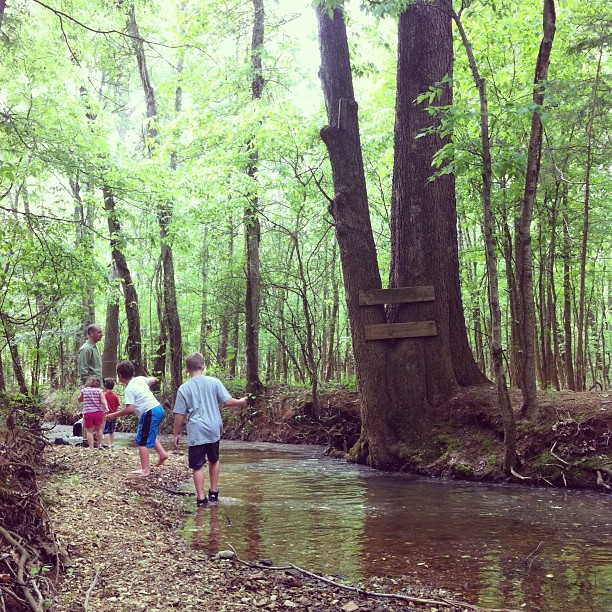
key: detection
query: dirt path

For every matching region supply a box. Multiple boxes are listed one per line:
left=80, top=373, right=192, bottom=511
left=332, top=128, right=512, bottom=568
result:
left=43, top=445, right=492, bottom=612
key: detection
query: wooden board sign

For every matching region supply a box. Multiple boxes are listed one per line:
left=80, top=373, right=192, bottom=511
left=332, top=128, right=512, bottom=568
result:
left=365, top=320, right=437, bottom=340
left=359, top=286, right=435, bottom=306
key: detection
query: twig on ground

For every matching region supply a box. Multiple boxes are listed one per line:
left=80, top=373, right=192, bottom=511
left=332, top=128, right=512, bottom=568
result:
left=84, top=566, right=101, bottom=612
left=549, top=442, right=569, bottom=465
left=226, top=543, right=520, bottom=611
left=521, top=541, right=543, bottom=569
left=510, top=467, right=531, bottom=480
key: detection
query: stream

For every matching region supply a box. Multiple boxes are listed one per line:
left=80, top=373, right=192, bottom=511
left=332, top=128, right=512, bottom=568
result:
left=49, top=427, right=611, bottom=611
left=180, top=441, right=611, bottom=612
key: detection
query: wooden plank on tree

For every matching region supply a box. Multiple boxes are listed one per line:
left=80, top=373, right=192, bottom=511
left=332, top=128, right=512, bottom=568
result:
left=359, top=286, right=435, bottom=305
left=365, top=321, right=437, bottom=340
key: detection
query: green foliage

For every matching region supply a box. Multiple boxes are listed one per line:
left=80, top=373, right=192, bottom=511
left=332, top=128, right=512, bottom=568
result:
left=0, top=0, right=610, bottom=400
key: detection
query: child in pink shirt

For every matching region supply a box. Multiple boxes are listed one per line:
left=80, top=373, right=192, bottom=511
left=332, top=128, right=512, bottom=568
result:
left=78, top=376, right=108, bottom=449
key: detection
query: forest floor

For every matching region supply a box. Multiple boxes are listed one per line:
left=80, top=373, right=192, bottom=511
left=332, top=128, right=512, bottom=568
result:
left=7, top=441, right=495, bottom=611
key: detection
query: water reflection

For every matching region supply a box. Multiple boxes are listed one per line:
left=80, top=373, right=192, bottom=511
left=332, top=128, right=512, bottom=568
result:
left=178, top=441, right=612, bottom=611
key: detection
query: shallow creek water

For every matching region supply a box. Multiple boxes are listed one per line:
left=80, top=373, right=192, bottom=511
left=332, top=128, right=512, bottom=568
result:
left=48, top=427, right=611, bottom=611
left=178, top=441, right=612, bottom=612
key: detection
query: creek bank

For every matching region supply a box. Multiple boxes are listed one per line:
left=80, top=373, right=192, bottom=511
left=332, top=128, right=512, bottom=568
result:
left=222, top=385, right=612, bottom=493
left=42, top=444, right=484, bottom=611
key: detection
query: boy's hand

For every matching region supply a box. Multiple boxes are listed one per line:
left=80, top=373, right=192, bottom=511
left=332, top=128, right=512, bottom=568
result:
left=173, top=434, right=180, bottom=450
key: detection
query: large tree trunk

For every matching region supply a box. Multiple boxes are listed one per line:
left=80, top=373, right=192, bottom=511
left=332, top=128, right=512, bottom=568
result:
left=103, top=187, right=146, bottom=375
left=316, top=3, right=393, bottom=467
left=127, top=5, right=183, bottom=401
left=514, top=0, right=556, bottom=419
left=390, top=0, right=486, bottom=398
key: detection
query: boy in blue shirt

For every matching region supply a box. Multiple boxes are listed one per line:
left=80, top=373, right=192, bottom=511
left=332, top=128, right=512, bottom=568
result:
left=106, top=361, right=169, bottom=476
left=173, top=352, right=247, bottom=506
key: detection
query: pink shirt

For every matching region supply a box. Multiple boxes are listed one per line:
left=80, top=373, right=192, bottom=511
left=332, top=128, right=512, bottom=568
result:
left=81, top=387, right=104, bottom=414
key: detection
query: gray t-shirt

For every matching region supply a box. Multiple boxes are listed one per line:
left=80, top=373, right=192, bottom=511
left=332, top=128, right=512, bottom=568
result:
left=173, top=376, right=232, bottom=446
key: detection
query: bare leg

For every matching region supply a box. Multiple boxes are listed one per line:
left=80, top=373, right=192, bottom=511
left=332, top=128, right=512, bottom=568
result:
left=132, top=446, right=151, bottom=476
left=193, top=466, right=206, bottom=500
left=208, top=460, right=220, bottom=493
left=96, top=426, right=104, bottom=448
left=85, top=428, right=95, bottom=449
left=154, top=439, right=169, bottom=466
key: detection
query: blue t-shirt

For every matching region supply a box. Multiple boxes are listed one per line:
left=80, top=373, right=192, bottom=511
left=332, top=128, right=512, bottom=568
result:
left=173, top=376, right=231, bottom=446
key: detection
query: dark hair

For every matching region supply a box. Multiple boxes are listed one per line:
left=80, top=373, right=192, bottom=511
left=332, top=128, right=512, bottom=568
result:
left=103, top=377, right=115, bottom=390
left=116, top=360, right=135, bottom=380
left=185, top=352, right=206, bottom=372
left=84, top=376, right=101, bottom=388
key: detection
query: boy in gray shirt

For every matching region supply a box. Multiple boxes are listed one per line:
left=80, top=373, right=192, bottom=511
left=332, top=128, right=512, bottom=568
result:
left=173, top=352, right=248, bottom=506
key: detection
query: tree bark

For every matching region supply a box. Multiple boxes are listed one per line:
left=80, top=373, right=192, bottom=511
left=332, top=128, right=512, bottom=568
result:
left=244, top=0, right=265, bottom=398
left=514, top=0, right=556, bottom=419
left=575, top=49, right=602, bottom=392
left=316, top=2, right=393, bottom=466
left=453, top=7, right=516, bottom=472
left=127, top=5, right=183, bottom=401
left=103, top=186, right=146, bottom=375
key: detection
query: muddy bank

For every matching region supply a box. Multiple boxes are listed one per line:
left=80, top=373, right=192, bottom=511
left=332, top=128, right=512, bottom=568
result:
left=222, top=385, right=612, bottom=492
left=43, top=384, right=612, bottom=492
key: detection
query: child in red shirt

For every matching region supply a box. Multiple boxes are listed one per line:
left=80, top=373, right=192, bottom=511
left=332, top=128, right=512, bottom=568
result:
left=103, top=378, right=120, bottom=448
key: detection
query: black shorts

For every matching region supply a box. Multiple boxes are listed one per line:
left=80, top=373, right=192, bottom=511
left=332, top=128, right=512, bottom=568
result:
left=188, top=440, right=220, bottom=470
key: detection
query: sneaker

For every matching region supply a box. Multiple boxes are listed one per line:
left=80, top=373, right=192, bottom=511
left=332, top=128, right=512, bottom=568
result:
left=208, top=490, right=219, bottom=503
left=196, top=496, right=208, bottom=507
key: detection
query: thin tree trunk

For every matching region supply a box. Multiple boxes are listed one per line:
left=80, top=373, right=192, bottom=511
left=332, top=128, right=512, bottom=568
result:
left=515, top=0, right=556, bottom=419
left=562, top=206, right=576, bottom=390
left=576, top=50, right=602, bottom=392
left=244, top=0, right=265, bottom=398
left=103, top=187, right=146, bottom=375
left=102, top=263, right=120, bottom=379
left=453, top=8, right=516, bottom=472
left=127, top=5, right=183, bottom=401
left=199, top=227, right=209, bottom=358
left=1, top=313, right=29, bottom=394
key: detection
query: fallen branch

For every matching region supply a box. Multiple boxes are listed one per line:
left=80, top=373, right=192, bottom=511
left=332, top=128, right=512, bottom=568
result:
left=510, top=467, right=531, bottom=480
left=84, top=566, right=101, bottom=611
left=549, top=442, right=569, bottom=465
left=226, top=544, right=520, bottom=612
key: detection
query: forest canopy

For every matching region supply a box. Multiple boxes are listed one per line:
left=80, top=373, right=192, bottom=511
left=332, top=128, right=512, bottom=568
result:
left=0, top=0, right=610, bottom=402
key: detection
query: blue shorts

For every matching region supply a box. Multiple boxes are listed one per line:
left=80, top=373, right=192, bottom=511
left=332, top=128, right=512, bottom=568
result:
left=103, top=418, right=116, bottom=435
left=135, top=405, right=164, bottom=448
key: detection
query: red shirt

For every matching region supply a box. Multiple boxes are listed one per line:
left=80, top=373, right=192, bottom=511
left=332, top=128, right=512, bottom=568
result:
left=104, top=391, right=120, bottom=414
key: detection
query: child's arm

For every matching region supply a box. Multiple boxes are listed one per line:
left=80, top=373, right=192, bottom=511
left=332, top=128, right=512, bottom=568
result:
left=222, top=396, right=248, bottom=411
left=100, top=391, right=108, bottom=413
left=173, top=413, right=185, bottom=449
left=77, top=391, right=84, bottom=403
left=106, top=404, right=135, bottom=420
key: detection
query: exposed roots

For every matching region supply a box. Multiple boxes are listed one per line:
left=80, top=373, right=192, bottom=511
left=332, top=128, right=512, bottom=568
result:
left=0, top=396, right=68, bottom=610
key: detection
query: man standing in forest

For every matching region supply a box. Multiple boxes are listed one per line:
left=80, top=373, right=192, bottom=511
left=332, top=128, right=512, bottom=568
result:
left=77, top=324, right=103, bottom=385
